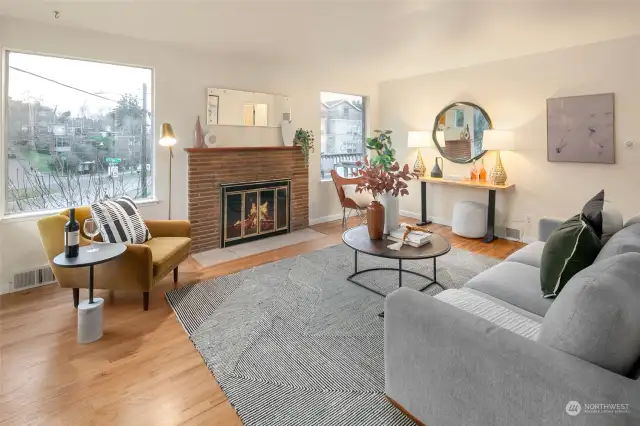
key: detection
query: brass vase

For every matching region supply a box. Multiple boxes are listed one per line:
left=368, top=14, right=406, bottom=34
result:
left=367, top=201, right=385, bottom=240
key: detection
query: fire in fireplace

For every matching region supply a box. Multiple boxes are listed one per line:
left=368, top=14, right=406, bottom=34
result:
left=220, top=179, right=290, bottom=247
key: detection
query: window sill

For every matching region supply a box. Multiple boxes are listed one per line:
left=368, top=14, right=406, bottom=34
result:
left=0, top=198, right=161, bottom=224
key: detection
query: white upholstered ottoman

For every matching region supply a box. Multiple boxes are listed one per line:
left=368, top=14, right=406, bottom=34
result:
left=452, top=201, right=487, bottom=238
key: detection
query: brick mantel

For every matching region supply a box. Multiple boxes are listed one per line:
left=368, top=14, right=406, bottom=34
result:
left=186, top=146, right=309, bottom=253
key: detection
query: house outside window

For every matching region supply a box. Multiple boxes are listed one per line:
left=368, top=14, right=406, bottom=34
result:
left=4, top=51, right=153, bottom=215
left=320, top=92, right=365, bottom=179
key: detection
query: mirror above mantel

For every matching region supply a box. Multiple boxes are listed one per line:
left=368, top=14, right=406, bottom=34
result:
left=207, top=88, right=291, bottom=128
left=432, top=101, right=492, bottom=164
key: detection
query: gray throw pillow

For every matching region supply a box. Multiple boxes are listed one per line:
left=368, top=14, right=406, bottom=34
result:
left=540, top=214, right=601, bottom=298
left=601, top=206, right=623, bottom=244
left=537, top=253, right=640, bottom=376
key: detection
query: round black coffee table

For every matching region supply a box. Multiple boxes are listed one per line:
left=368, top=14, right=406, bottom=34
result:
left=342, top=225, right=451, bottom=298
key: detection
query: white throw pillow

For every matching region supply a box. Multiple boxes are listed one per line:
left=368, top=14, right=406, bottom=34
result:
left=342, top=184, right=374, bottom=208
left=602, top=206, right=623, bottom=244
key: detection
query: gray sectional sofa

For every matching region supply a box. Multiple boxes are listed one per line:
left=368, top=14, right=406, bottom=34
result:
left=385, top=219, right=640, bottom=426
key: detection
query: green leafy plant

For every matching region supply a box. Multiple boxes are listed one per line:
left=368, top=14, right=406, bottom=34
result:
left=366, top=129, right=396, bottom=171
left=293, top=128, right=314, bottom=168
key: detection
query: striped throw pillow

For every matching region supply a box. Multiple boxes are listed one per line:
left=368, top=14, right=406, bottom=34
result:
left=90, top=197, right=151, bottom=244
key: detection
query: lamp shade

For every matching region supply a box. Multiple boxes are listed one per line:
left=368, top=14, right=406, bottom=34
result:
left=407, top=131, right=431, bottom=148
left=159, top=123, right=177, bottom=147
left=483, top=129, right=514, bottom=151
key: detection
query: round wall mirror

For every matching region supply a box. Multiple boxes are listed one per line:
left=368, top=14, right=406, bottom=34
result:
left=432, top=102, right=493, bottom=164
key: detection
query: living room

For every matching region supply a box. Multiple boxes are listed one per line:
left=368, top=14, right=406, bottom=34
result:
left=1, top=1, right=639, bottom=425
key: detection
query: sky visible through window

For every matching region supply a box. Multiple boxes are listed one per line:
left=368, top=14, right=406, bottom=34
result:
left=8, top=53, right=151, bottom=115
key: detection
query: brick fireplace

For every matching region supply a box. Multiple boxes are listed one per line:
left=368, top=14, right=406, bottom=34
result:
left=185, top=147, right=309, bottom=253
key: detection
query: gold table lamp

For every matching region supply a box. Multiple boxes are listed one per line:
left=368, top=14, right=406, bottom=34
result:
left=159, top=123, right=177, bottom=219
left=407, top=131, right=431, bottom=176
left=482, top=129, right=514, bottom=185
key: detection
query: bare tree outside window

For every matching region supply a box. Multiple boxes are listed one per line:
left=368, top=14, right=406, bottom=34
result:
left=5, top=52, right=153, bottom=215
left=320, top=92, right=365, bottom=179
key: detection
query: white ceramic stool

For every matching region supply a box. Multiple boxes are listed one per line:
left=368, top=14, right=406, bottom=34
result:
left=78, top=297, right=104, bottom=344
left=452, top=201, right=487, bottom=238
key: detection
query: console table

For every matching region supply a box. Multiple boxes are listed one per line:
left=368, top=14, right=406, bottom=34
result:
left=417, top=177, right=515, bottom=243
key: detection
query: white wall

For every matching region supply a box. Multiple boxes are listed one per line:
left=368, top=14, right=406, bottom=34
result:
left=380, top=35, right=640, bottom=241
left=0, top=17, right=378, bottom=293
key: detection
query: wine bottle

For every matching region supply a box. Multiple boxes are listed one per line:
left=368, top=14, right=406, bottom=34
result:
left=65, top=208, right=80, bottom=258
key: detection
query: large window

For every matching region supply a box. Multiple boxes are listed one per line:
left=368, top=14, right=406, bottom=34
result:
left=320, top=92, right=365, bottom=180
left=4, top=52, right=153, bottom=215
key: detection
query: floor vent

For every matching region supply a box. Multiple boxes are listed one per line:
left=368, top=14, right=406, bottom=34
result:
left=12, top=266, right=55, bottom=291
left=505, top=227, right=522, bottom=241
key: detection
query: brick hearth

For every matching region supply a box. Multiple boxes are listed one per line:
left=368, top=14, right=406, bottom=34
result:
left=185, top=147, right=309, bottom=253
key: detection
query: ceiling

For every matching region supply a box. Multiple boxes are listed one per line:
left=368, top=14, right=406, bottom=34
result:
left=2, top=0, right=640, bottom=82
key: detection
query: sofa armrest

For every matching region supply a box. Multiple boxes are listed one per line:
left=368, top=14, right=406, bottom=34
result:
left=538, top=217, right=564, bottom=242
left=385, top=288, right=639, bottom=426
left=145, top=220, right=191, bottom=238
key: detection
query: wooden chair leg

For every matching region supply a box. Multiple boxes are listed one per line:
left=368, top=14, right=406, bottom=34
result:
left=173, top=266, right=178, bottom=283
left=143, top=292, right=150, bottom=311
left=73, top=288, right=79, bottom=308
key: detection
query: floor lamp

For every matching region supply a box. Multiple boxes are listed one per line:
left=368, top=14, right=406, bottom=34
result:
left=159, top=123, right=177, bottom=219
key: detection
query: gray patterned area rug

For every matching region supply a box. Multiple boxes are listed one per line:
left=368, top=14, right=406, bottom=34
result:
left=166, top=243, right=499, bottom=426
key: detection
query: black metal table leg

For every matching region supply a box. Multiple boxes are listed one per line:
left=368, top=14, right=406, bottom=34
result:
left=483, top=189, right=497, bottom=243
left=354, top=250, right=358, bottom=273
left=89, top=265, right=94, bottom=304
left=416, top=181, right=432, bottom=226
left=399, top=259, right=402, bottom=287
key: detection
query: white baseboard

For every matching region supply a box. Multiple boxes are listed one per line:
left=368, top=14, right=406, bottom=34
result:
left=400, top=210, right=534, bottom=244
left=309, top=213, right=343, bottom=226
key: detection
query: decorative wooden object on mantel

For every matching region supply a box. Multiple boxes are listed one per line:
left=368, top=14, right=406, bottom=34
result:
left=417, top=176, right=515, bottom=243
left=184, top=146, right=308, bottom=253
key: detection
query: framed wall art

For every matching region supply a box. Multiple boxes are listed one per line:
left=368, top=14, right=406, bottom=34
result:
left=547, top=93, right=615, bottom=164
left=207, top=90, right=219, bottom=125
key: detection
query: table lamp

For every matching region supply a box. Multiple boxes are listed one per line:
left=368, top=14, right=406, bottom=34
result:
left=159, top=123, right=177, bottom=219
left=482, top=130, right=514, bottom=185
left=407, top=131, right=431, bottom=176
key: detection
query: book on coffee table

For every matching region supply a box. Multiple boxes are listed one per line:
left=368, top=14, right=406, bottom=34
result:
left=387, top=224, right=432, bottom=248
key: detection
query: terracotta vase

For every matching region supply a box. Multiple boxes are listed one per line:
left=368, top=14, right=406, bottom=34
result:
left=367, top=200, right=385, bottom=240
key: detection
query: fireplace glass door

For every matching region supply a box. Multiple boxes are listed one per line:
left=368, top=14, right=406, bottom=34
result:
left=221, top=180, right=291, bottom=247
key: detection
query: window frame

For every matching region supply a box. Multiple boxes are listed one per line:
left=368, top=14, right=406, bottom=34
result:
left=1, top=47, right=156, bottom=219
left=319, top=92, right=367, bottom=181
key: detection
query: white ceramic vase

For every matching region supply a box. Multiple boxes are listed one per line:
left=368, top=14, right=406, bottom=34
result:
left=281, top=120, right=295, bottom=146
left=379, top=192, right=400, bottom=234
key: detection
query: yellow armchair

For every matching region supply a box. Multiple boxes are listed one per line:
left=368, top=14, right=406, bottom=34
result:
left=37, top=207, right=192, bottom=310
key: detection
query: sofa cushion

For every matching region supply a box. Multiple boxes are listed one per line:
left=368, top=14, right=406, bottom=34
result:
left=465, top=261, right=553, bottom=317
left=540, top=214, right=601, bottom=298
left=537, top=253, right=640, bottom=376
left=505, top=241, right=545, bottom=268
left=595, top=223, right=640, bottom=263
left=435, top=289, right=541, bottom=339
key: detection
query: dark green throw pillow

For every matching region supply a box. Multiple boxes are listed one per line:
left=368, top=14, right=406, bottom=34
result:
left=540, top=214, right=602, bottom=298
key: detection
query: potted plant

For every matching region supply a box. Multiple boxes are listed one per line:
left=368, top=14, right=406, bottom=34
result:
left=293, top=128, right=314, bottom=168
left=362, top=130, right=411, bottom=234
left=355, top=156, right=417, bottom=239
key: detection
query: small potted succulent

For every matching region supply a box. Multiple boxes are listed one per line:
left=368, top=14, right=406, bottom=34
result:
left=355, top=156, right=417, bottom=239
left=293, top=128, right=314, bottom=168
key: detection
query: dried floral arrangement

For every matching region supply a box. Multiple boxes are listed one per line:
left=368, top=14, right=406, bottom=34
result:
left=355, top=156, right=418, bottom=200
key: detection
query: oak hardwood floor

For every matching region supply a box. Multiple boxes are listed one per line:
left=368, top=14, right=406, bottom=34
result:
left=0, top=218, right=524, bottom=426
